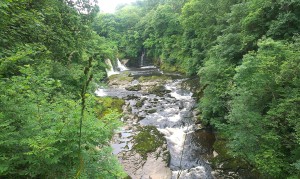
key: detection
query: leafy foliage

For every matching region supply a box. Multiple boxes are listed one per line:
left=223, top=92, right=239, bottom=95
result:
left=225, top=38, right=300, bottom=177
left=104, top=0, right=300, bottom=177
left=0, top=0, right=125, bottom=178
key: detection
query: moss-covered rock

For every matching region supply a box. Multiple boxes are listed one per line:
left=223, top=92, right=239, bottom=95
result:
left=125, top=95, right=139, bottom=100
left=162, top=150, right=171, bottom=166
left=148, top=85, right=171, bottom=97
left=109, top=72, right=134, bottom=83
left=147, top=109, right=157, bottom=114
left=96, top=97, right=125, bottom=118
left=133, top=126, right=165, bottom=159
left=125, top=84, right=141, bottom=91
left=138, top=75, right=171, bottom=83
left=135, top=98, right=146, bottom=108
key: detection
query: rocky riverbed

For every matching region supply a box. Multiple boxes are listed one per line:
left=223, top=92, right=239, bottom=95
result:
left=96, top=67, right=216, bottom=179
left=96, top=67, right=253, bottom=179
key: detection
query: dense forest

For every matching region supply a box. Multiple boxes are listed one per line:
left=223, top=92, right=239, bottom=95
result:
left=94, top=0, right=300, bottom=178
left=1, top=0, right=300, bottom=178
left=0, top=0, right=125, bottom=178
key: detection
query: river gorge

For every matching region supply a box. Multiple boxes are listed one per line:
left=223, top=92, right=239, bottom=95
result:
left=96, top=63, right=250, bottom=179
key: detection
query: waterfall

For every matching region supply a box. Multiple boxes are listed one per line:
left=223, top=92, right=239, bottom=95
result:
left=117, top=58, right=128, bottom=71
left=105, top=59, right=119, bottom=77
left=140, top=51, right=145, bottom=67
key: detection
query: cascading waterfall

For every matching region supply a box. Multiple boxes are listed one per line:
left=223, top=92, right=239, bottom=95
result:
left=105, top=59, right=119, bottom=77
left=140, top=51, right=145, bottom=67
left=117, top=58, right=128, bottom=71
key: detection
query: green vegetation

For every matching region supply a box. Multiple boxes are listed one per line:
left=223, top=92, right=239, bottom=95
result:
left=148, top=85, right=171, bottom=97
left=211, top=136, right=253, bottom=175
left=138, top=75, right=171, bottom=82
left=108, top=72, right=134, bottom=83
left=136, top=98, right=146, bottom=108
left=96, top=97, right=125, bottom=117
left=94, top=0, right=300, bottom=178
left=125, top=84, right=142, bottom=91
left=1, top=0, right=300, bottom=178
left=0, top=0, right=125, bottom=178
left=133, top=126, right=165, bottom=158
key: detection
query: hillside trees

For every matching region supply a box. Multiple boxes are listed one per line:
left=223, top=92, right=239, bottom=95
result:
left=93, top=5, right=143, bottom=64
left=142, top=4, right=183, bottom=66
left=197, top=0, right=300, bottom=176
left=0, top=0, right=125, bottom=178
left=198, top=0, right=300, bottom=125
left=225, top=38, right=300, bottom=177
left=93, top=0, right=185, bottom=67
left=104, top=0, right=300, bottom=177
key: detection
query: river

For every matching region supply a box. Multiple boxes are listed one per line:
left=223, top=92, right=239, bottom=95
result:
left=96, top=66, right=241, bottom=179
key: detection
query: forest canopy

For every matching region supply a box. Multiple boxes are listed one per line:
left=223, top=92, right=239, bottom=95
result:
left=92, top=0, right=300, bottom=177
left=0, top=0, right=125, bottom=178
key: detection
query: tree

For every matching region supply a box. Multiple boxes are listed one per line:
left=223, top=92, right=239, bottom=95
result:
left=225, top=38, right=300, bottom=177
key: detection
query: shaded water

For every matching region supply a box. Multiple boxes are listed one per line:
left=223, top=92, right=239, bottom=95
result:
left=117, top=58, right=129, bottom=71
left=96, top=66, right=216, bottom=178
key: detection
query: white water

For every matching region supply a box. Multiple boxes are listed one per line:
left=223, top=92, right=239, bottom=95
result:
left=134, top=79, right=212, bottom=178
left=140, top=65, right=156, bottom=69
left=172, top=166, right=210, bottom=179
left=97, top=68, right=214, bottom=179
left=95, top=88, right=106, bottom=97
left=165, top=80, right=193, bottom=100
left=105, top=59, right=119, bottom=77
left=140, top=52, right=145, bottom=66
left=117, top=58, right=128, bottom=71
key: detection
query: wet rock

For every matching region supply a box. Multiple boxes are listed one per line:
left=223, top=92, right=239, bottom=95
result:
left=121, top=125, right=130, bottom=130
left=131, top=79, right=139, bottom=85
left=140, top=154, right=172, bottom=179
left=108, top=73, right=134, bottom=86
left=138, top=116, right=145, bottom=121
left=132, top=115, right=140, bottom=123
left=135, top=101, right=143, bottom=108
left=136, top=98, right=147, bottom=108
left=178, top=101, right=184, bottom=109
left=194, top=124, right=204, bottom=131
left=147, top=109, right=157, bottom=114
left=182, top=112, right=193, bottom=118
left=124, top=145, right=129, bottom=150
left=126, top=84, right=142, bottom=91
left=127, top=106, right=132, bottom=113
left=193, top=108, right=201, bottom=116
left=173, top=166, right=212, bottom=179
left=118, top=126, right=171, bottom=179
left=121, top=149, right=172, bottom=179
left=166, top=94, right=173, bottom=98
left=148, top=85, right=171, bottom=97
left=123, top=114, right=131, bottom=121
left=213, top=151, right=218, bottom=158
left=125, top=95, right=139, bottom=100
left=132, top=126, right=165, bottom=158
